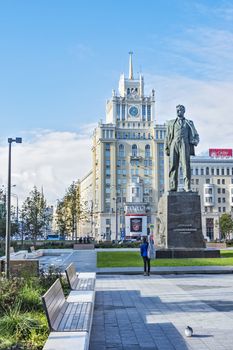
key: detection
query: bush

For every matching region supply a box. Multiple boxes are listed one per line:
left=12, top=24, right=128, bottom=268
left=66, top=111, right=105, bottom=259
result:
left=0, top=266, right=70, bottom=349
left=18, top=284, right=42, bottom=312
left=0, top=303, right=48, bottom=350
left=0, top=277, right=24, bottom=315
left=95, top=241, right=141, bottom=248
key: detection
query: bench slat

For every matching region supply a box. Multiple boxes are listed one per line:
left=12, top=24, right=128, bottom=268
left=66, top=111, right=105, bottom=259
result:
left=56, top=302, right=92, bottom=332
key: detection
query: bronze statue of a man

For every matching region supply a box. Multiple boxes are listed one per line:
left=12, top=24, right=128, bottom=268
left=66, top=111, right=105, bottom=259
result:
left=165, top=105, right=199, bottom=192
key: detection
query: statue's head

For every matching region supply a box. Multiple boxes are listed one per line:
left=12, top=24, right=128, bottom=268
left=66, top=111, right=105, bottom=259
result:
left=176, top=104, right=185, bottom=117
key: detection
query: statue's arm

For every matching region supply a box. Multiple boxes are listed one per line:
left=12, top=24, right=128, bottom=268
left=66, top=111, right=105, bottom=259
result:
left=189, top=120, right=199, bottom=146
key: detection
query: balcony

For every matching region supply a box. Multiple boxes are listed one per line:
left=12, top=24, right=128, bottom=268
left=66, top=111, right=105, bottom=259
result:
left=130, top=155, right=143, bottom=162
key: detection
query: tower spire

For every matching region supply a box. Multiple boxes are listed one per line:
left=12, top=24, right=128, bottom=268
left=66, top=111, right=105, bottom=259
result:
left=128, top=51, right=133, bottom=79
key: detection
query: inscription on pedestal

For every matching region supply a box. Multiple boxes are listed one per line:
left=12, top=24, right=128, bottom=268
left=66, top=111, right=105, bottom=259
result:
left=173, top=224, right=197, bottom=235
left=157, top=192, right=205, bottom=249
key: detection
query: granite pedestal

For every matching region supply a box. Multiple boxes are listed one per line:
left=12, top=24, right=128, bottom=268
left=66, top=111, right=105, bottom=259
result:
left=157, top=191, right=220, bottom=258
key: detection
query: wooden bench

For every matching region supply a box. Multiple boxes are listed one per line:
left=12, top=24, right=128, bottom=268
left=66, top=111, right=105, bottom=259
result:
left=65, top=263, right=96, bottom=291
left=42, top=279, right=93, bottom=332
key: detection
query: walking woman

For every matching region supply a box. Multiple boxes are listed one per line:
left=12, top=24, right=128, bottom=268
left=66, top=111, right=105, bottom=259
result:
left=140, top=237, right=150, bottom=276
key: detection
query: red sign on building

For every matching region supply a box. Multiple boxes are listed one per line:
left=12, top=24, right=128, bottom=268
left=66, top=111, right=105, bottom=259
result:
left=209, top=149, right=232, bottom=158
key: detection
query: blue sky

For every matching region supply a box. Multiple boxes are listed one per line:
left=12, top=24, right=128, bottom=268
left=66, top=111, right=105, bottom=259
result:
left=0, top=0, right=233, bottom=204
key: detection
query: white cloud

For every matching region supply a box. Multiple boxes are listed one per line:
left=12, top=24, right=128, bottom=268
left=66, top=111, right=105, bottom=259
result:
left=0, top=126, right=95, bottom=206
left=146, top=73, right=233, bottom=154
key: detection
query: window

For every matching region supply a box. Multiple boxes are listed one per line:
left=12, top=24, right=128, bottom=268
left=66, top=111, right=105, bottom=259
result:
left=217, top=168, right=219, bottom=175
left=145, top=144, right=150, bottom=158
left=218, top=198, right=221, bottom=203
left=116, top=104, right=120, bottom=118
left=222, top=168, right=225, bottom=176
left=132, top=144, right=137, bottom=156
left=206, top=179, right=210, bottom=184
left=119, top=144, right=125, bottom=157
left=122, top=105, right=125, bottom=120
left=105, top=143, right=111, bottom=158
left=195, top=169, right=199, bottom=175
left=218, top=207, right=221, bottom=212
left=142, top=105, right=146, bottom=120
left=223, top=207, right=226, bottom=212
left=222, top=188, right=225, bottom=194
left=222, top=198, right=226, bottom=203
left=217, top=188, right=221, bottom=194
left=206, top=167, right=209, bottom=175
left=217, top=179, right=220, bottom=184
left=196, top=179, right=199, bottom=185
left=205, top=188, right=212, bottom=194
left=222, top=179, right=225, bottom=184
left=147, top=105, right=151, bottom=121
left=201, top=168, right=204, bottom=175
left=227, top=168, right=230, bottom=175
left=211, top=168, right=214, bottom=175
left=206, top=218, right=214, bottom=240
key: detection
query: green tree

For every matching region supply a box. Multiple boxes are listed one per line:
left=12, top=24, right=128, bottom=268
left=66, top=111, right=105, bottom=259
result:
left=21, top=186, right=52, bottom=240
left=56, top=181, right=88, bottom=240
left=0, top=191, right=18, bottom=238
left=219, top=213, right=233, bottom=241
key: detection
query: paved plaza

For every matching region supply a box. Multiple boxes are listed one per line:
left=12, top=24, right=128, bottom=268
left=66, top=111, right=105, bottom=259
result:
left=27, top=248, right=233, bottom=349
left=90, top=274, right=233, bottom=350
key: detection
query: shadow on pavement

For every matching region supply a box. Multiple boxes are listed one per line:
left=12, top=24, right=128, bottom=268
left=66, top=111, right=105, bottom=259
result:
left=90, top=289, right=194, bottom=350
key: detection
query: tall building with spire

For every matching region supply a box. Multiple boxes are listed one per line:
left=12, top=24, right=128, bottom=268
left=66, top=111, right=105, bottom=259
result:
left=79, top=54, right=166, bottom=241
left=78, top=56, right=233, bottom=242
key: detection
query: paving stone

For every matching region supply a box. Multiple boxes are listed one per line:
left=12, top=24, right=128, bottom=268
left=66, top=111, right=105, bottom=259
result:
left=90, top=274, right=233, bottom=350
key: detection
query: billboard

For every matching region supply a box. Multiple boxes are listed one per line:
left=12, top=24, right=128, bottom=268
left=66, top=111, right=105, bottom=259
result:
left=130, top=218, right=142, bottom=232
left=209, top=148, right=232, bottom=158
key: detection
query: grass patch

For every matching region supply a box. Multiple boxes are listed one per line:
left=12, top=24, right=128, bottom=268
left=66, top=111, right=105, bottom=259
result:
left=97, top=250, right=233, bottom=268
left=0, top=266, right=68, bottom=349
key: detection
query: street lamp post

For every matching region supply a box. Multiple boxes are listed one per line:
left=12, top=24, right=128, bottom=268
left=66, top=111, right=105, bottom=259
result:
left=5, top=137, right=22, bottom=279
left=115, top=197, right=118, bottom=242
left=11, top=193, right=19, bottom=223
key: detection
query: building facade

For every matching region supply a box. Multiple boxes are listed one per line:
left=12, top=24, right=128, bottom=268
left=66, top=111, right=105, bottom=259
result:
left=189, top=154, right=233, bottom=240
left=79, top=56, right=233, bottom=242
left=80, top=54, right=166, bottom=241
